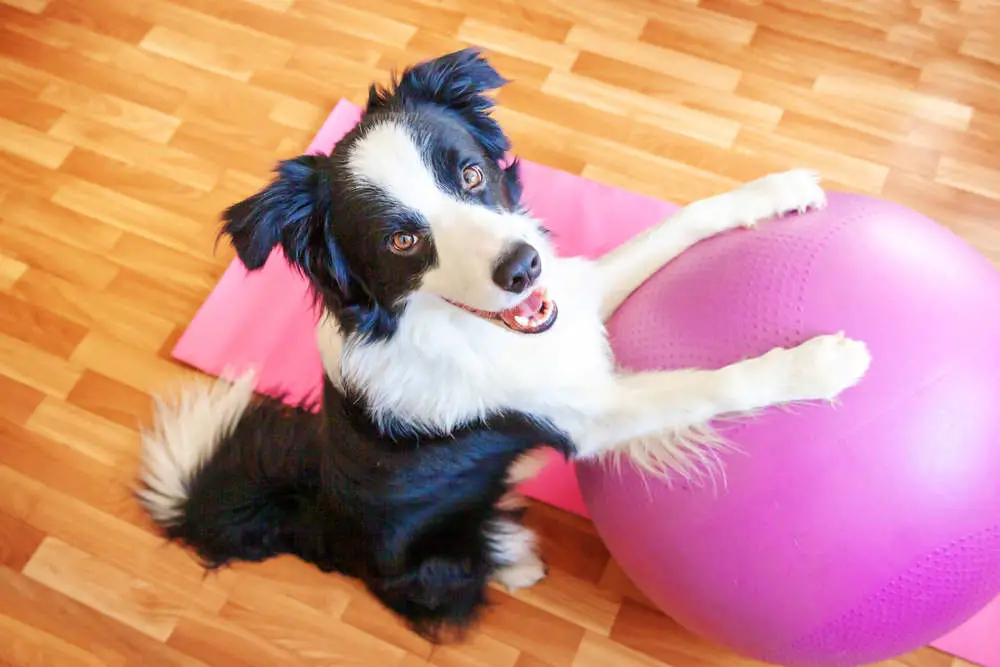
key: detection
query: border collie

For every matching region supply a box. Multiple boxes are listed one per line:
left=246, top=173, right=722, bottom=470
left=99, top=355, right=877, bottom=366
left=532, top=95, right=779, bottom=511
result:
left=137, top=49, right=871, bottom=640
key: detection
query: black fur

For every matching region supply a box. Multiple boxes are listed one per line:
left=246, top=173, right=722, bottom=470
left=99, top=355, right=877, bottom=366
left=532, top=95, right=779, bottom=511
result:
left=153, top=375, right=573, bottom=641
left=218, top=48, right=525, bottom=342
left=365, top=47, right=511, bottom=161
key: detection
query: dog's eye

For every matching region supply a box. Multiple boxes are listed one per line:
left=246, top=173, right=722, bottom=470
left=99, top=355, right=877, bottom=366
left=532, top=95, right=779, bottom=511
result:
left=389, top=231, right=420, bottom=255
left=462, top=165, right=484, bottom=189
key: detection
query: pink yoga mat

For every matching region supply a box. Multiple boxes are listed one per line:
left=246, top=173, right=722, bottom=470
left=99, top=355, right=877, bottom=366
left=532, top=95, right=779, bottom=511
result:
left=172, top=99, right=998, bottom=667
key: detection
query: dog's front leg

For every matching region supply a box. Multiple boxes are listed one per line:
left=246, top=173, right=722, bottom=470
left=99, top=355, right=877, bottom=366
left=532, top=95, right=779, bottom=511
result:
left=595, top=169, right=826, bottom=321
left=569, top=331, right=871, bottom=474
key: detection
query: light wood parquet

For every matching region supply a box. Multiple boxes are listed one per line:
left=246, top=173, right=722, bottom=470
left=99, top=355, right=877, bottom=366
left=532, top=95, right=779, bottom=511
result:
left=1, top=0, right=998, bottom=665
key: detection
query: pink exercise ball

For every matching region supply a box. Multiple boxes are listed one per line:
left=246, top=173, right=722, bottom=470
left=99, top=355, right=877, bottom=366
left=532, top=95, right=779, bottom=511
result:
left=575, top=192, right=1000, bottom=666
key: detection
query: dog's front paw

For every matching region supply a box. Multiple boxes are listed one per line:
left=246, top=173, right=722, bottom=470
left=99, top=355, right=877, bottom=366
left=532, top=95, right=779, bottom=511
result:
left=738, top=168, right=827, bottom=227
left=779, top=331, right=871, bottom=402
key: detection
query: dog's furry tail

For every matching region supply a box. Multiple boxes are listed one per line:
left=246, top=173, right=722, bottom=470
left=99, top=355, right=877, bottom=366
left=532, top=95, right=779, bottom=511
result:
left=137, top=370, right=259, bottom=528
left=136, top=370, right=327, bottom=569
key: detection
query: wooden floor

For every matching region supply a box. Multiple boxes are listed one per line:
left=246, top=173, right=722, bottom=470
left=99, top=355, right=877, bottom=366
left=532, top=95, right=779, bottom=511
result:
left=1, top=0, right=998, bottom=665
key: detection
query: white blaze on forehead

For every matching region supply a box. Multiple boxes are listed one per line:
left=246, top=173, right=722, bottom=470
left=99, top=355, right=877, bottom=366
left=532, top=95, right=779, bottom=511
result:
left=347, top=121, right=445, bottom=215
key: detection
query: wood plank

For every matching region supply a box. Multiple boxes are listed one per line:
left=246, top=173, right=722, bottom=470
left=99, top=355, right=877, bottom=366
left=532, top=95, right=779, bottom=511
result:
left=479, top=591, right=586, bottom=667
left=0, top=253, right=28, bottom=291
left=0, top=116, right=71, bottom=168
left=38, top=78, right=181, bottom=142
left=0, top=565, right=209, bottom=666
left=0, top=374, right=45, bottom=425
left=65, top=370, right=154, bottom=429
left=0, top=510, right=45, bottom=570
left=566, top=25, right=740, bottom=91
left=0, top=333, right=82, bottom=398
left=0, top=291, right=89, bottom=358
left=0, top=79, right=64, bottom=131
left=222, top=579, right=411, bottom=667
left=47, top=113, right=222, bottom=191
left=8, top=268, right=176, bottom=352
left=0, top=418, right=140, bottom=524
left=24, top=396, right=137, bottom=467
left=167, top=607, right=307, bottom=667
left=50, top=177, right=212, bottom=258
left=22, top=537, right=187, bottom=641
left=0, top=26, right=186, bottom=113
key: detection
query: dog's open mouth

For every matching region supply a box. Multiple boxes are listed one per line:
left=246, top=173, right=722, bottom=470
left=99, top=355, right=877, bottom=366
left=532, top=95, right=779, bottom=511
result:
left=448, top=288, right=558, bottom=334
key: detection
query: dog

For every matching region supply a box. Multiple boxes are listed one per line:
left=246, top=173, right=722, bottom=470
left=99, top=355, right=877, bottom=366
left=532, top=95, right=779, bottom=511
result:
left=136, top=48, right=871, bottom=641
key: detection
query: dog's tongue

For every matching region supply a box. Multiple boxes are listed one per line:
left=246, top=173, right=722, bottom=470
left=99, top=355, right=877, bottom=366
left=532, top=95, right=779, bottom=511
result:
left=508, top=290, right=544, bottom=317
left=496, top=288, right=556, bottom=334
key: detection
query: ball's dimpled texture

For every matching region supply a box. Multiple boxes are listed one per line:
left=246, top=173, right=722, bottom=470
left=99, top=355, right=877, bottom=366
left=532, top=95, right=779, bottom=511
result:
left=575, top=192, right=1000, bottom=667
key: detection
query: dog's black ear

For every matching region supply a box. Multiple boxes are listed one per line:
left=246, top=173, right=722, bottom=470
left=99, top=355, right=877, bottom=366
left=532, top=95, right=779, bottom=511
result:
left=220, top=154, right=334, bottom=271
left=366, top=48, right=511, bottom=160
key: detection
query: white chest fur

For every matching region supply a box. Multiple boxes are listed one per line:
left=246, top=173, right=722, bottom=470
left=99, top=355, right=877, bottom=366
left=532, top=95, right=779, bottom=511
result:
left=317, top=255, right=617, bottom=436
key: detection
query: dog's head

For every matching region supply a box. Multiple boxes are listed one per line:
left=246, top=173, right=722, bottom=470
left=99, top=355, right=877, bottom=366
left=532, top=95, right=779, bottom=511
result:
left=220, top=49, right=558, bottom=341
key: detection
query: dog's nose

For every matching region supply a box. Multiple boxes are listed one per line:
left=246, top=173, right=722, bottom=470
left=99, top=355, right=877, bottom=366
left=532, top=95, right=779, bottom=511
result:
left=493, top=242, right=541, bottom=294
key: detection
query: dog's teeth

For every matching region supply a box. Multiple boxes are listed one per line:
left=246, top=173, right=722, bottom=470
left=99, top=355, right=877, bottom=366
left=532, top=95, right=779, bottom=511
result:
left=515, top=315, right=531, bottom=327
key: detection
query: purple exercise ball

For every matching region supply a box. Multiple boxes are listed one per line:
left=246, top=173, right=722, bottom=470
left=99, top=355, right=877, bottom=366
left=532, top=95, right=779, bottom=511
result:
left=575, top=192, right=1000, bottom=666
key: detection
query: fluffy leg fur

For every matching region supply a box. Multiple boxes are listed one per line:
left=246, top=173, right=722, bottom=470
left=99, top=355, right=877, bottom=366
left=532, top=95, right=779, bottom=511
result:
left=595, top=169, right=826, bottom=320
left=570, top=332, right=871, bottom=475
